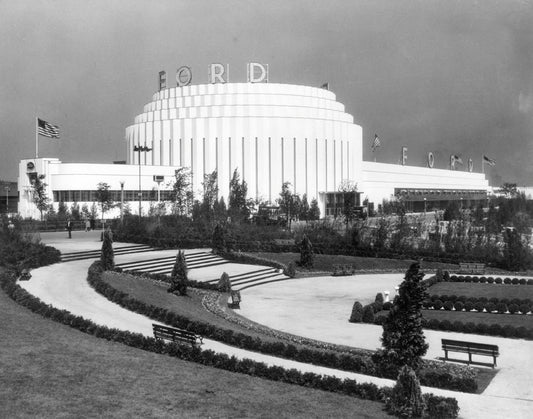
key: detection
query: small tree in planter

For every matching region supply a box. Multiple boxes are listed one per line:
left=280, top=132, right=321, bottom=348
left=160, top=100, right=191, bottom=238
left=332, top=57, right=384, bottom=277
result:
left=386, top=365, right=426, bottom=418
left=100, top=228, right=114, bottom=270
left=169, top=250, right=188, bottom=295
left=218, top=272, right=232, bottom=293
left=300, top=234, right=314, bottom=268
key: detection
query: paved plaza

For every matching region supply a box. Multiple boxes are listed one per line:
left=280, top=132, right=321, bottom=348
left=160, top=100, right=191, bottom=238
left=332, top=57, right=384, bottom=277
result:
left=16, top=231, right=533, bottom=418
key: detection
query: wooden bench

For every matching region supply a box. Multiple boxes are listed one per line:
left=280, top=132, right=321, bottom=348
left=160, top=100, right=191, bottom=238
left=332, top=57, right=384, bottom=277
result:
left=17, top=268, right=32, bottom=281
left=228, top=290, right=241, bottom=309
left=152, top=324, right=203, bottom=347
left=458, top=262, right=485, bottom=275
left=442, top=339, right=499, bottom=368
left=332, top=264, right=355, bottom=276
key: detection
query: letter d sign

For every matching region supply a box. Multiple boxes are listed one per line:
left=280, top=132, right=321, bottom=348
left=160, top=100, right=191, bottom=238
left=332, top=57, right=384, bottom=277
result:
left=247, top=62, right=269, bottom=83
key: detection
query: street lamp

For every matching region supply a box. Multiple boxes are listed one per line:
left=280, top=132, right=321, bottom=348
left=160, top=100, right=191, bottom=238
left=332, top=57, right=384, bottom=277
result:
left=423, top=197, right=427, bottom=214
left=133, top=145, right=152, bottom=220
left=4, top=186, right=9, bottom=214
left=120, top=181, right=125, bottom=224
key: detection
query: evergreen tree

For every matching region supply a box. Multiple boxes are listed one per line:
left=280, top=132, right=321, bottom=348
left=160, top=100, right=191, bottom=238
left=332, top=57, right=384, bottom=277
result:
left=57, top=201, right=69, bottom=220
left=213, top=196, right=227, bottom=223
left=31, top=174, right=50, bottom=221
left=212, top=223, right=226, bottom=253
left=299, top=194, right=310, bottom=222
left=386, top=366, right=426, bottom=418
left=349, top=301, right=364, bottom=323
left=100, top=228, right=115, bottom=270
left=503, top=228, right=532, bottom=271
left=217, top=272, right=231, bottom=292
left=169, top=250, right=188, bottom=295
left=170, top=168, right=193, bottom=216
left=375, top=262, right=428, bottom=372
left=300, top=234, right=314, bottom=268
left=70, top=202, right=81, bottom=220
left=228, top=169, right=250, bottom=223
left=308, top=198, right=320, bottom=220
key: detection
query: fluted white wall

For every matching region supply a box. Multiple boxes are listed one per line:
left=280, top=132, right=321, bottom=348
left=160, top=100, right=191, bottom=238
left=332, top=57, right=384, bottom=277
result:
left=126, top=83, right=363, bottom=204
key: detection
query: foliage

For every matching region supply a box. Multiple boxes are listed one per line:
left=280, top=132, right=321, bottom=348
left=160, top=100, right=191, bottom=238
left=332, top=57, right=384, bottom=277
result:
left=284, top=261, right=296, bottom=278
left=100, top=228, right=114, bottom=270
left=299, top=234, right=314, bottom=268
left=349, top=301, right=364, bottom=323
left=308, top=198, right=320, bottom=220
left=217, top=272, right=232, bottom=293
left=169, top=250, right=188, bottom=295
left=386, top=366, right=425, bottom=418
left=169, top=167, right=193, bottom=216
left=376, top=262, right=428, bottom=372
left=31, top=174, right=50, bottom=221
left=212, top=223, right=226, bottom=253
left=503, top=228, right=532, bottom=271
left=228, top=169, right=251, bottom=223
left=362, top=305, right=375, bottom=323
left=95, top=182, right=114, bottom=220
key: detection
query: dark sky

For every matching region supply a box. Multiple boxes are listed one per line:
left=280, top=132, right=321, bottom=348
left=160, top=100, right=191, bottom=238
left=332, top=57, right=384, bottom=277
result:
left=1, top=0, right=532, bottom=186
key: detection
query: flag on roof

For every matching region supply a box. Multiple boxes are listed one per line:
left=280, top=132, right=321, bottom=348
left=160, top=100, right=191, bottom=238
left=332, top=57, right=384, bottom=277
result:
left=321, top=82, right=329, bottom=90
left=371, top=134, right=381, bottom=152
left=453, top=155, right=463, bottom=165
left=483, top=155, right=496, bottom=166
left=38, top=118, right=60, bottom=139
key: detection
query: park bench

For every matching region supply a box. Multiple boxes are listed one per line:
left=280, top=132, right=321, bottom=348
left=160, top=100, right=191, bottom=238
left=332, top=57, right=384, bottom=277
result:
left=152, top=323, right=203, bottom=347
left=228, top=290, right=241, bottom=309
left=441, top=339, right=499, bottom=368
left=332, top=264, right=355, bottom=276
left=17, top=268, right=32, bottom=281
left=457, top=262, right=485, bottom=275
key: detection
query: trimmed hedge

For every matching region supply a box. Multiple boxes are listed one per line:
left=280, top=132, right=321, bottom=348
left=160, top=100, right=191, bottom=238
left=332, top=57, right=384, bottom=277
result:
left=423, top=296, right=531, bottom=315
left=0, top=269, right=458, bottom=414
left=446, top=274, right=533, bottom=286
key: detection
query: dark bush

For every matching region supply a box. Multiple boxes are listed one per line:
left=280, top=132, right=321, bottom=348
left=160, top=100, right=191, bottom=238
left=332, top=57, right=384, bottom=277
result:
left=519, top=304, right=530, bottom=314
left=463, top=322, right=476, bottom=334
left=520, top=278, right=527, bottom=285
left=430, top=294, right=440, bottom=302
left=443, top=271, right=450, bottom=281
left=456, top=295, right=467, bottom=303
left=528, top=279, right=533, bottom=285
left=472, top=276, right=480, bottom=283
left=474, top=302, right=484, bottom=313
left=488, top=324, right=502, bottom=335
left=453, top=301, right=464, bottom=312
left=504, top=277, right=512, bottom=285
left=486, top=303, right=496, bottom=313
left=443, top=301, right=454, bottom=311
left=433, top=300, right=443, bottom=310
left=424, top=393, right=460, bottom=419
left=457, top=276, right=465, bottom=282
left=375, top=293, right=384, bottom=304
left=489, top=297, right=499, bottom=304
left=449, top=275, right=457, bottom=282
left=479, top=276, right=487, bottom=283
left=439, top=320, right=452, bottom=331
left=349, top=301, right=364, bottom=323
left=495, top=277, right=502, bottom=284
left=440, top=295, right=449, bottom=302
left=512, top=278, right=519, bottom=285
left=487, top=277, right=494, bottom=284
left=464, top=301, right=474, bottom=312
left=448, top=295, right=458, bottom=302
left=451, top=321, right=464, bottom=332
left=508, top=304, right=519, bottom=314
left=362, top=305, right=375, bottom=323
left=422, top=299, right=432, bottom=309
left=475, top=323, right=488, bottom=335
left=382, top=301, right=392, bottom=311
left=496, top=303, right=507, bottom=314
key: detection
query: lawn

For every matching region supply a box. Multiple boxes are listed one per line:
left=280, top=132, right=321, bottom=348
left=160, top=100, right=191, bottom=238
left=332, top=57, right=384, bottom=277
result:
left=0, top=287, right=391, bottom=418
left=427, top=282, right=533, bottom=300
left=246, top=252, right=458, bottom=274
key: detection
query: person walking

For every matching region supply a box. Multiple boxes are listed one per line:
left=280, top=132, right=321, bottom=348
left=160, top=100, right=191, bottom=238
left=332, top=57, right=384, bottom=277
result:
left=66, top=219, right=72, bottom=239
left=85, top=219, right=90, bottom=232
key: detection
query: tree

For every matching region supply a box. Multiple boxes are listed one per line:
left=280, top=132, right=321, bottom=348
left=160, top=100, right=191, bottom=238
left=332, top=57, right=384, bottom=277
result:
left=57, top=201, right=69, bottom=220
left=308, top=198, right=320, bottom=220
left=169, top=250, right=188, bottom=295
left=170, top=168, right=193, bottom=216
left=70, top=202, right=81, bottom=220
left=213, top=196, right=227, bottom=224
left=31, top=174, right=50, bottom=221
left=349, top=301, right=364, bottom=323
left=228, top=169, right=250, bottom=223
left=95, top=182, right=114, bottom=223
left=100, top=228, right=114, bottom=270
left=386, top=366, right=426, bottom=418
left=299, top=194, right=310, bottom=222
left=217, top=272, right=231, bottom=292
left=503, top=228, right=532, bottom=271
left=299, top=234, right=314, bottom=268
left=277, top=182, right=300, bottom=229
left=374, top=262, right=428, bottom=373
left=81, top=203, right=90, bottom=220
left=500, top=182, right=518, bottom=198
left=212, top=223, right=226, bottom=253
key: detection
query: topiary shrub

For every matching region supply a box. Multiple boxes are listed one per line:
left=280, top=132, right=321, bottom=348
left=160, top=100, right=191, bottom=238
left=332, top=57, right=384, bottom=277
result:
left=433, top=300, right=443, bottom=310
left=489, top=297, right=499, bottom=304
left=349, top=301, right=364, bottom=323
left=496, top=303, right=507, bottom=314
left=439, top=320, right=452, bottom=331
left=284, top=261, right=296, bottom=278
left=386, top=366, right=426, bottom=418
left=504, top=277, right=512, bottom=284
left=486, top=302, right=496, bottom=313
left=519, top=304, right=530, bottom=314
left=508, top=303, right=519, bottom=314
left=375, top=292, right=384, bottom=304
left=449, top=274, right=457, bottom=282
left=495, top=277, right=502, bottom=284
left=448, top=295, right=458, bottom=302
left=100, top=228, right=115, bottom=271
left=443, top=301, right=454, bottom=311
left=452, top=321, right=464, bottom=332
left=435, top=268, right=443, bottom=282
left=457, top=276, right=465, bottom=282
left=512, top=277, right=519, bottom=285
left=528, top=279, right=533, bottom=285
left=474, top=302, right=484, bottom=313
left=463, top=322, right=476, bottom=334
left=299, top=234, right=314, bottom=268
left=488, top=324, right=502, bottom=335
left=456, top=295, right=467, bottom=303
left=217, top=272, right=232, bottom=293
left=519, top=278, right=527, bottom=285
left=464, top=301, right=474, bottom=312
left=383, top=301, right=393, bottom=311
left=454, top=301, right=464, bottom=312
left=472, top=276, right=480, bottom=283
left=430, top=294, right=440, bottom=302
left=475, top=323, right=488, bottom=335
left=424, top=393, right=460, bottom=419
left=372, top=301, right=383, bottom=313
left=362, top=305, right=375, bottom=323
left=427, top=319, right=440, bottom=329
left=479, top=276, right=487, bottom=283
left=464, top=276, right=472, bottom=283
left=487, top=277, right=494, bottom=284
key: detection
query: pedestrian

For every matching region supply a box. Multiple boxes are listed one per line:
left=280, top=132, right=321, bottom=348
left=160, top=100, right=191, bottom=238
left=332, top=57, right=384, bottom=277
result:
left=66, top=219, right=72, bottom=239
left=7, top=220, right=15, bottom=234
left=85, top=219, right=90, bottom=232
left=90, top=217, right=95, bottom=230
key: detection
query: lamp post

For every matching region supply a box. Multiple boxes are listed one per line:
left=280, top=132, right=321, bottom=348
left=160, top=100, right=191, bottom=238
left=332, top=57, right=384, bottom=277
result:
left=120, top=181, right=125, bottom=224
left=423, top=197, right=427, bottom=214
left=133, top=145, right=152, bottom=220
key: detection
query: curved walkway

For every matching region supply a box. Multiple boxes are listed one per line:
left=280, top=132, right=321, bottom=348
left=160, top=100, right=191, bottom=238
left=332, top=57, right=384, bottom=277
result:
left=16, top=232, right=533, bottom=418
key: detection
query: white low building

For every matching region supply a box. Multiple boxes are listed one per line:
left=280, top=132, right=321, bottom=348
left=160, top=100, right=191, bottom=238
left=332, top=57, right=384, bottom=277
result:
left=18, top=75, right=489, bottom=219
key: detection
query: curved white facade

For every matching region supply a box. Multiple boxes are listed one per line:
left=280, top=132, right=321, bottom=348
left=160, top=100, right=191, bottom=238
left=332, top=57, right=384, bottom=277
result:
left=125, top=83, right=362, bottom=202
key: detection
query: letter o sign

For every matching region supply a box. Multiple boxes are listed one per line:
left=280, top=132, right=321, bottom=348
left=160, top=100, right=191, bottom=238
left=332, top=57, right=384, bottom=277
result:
left=427, top=152, right=435, bottom=168
left=176, top=66, right=192, bottom=87
left=468, top=158, right=473, bottom=172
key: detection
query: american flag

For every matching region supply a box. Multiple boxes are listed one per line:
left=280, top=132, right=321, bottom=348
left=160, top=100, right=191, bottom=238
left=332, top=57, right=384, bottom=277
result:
left=38, top=118, right=60, bottom=139
left=453, top=155, right=463, bottom=165
left=483, top=155, right=496, bottom=166
left=371, top=134, right=381, bottom=151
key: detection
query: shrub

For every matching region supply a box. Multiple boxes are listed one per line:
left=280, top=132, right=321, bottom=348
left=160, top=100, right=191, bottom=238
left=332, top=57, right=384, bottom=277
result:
left=464, top=301, right=474, bottom=312
left=100, top=228, right=115, bottom=271
left=217, top=272, right=232, bottom=293
left=508, top=303, right=519, bottom=314
left=386, top=366, right=426, bottom=418
left=489, top=297, right=499, bottom=304
left=349, top=301, right=364, bottom=323
left=520, top=278, right=527, bottom=285
left=504, top=277, right=512, bottom=284
left=486, top=302, right=496, bottom=313
left=519, top=304, right=530, bottom=314
left=375, top=293, right=384, bottom=304
left=488, top=324, right=502, bottom=335
left=449, top=275, right=457, bottom=282
left=424, top=394, right=460, bottom=419
left=496, top=303, right=507, bottom=314
left=457, top=276, right=465, bottom=282
left=472, top=276, right=480, bottom=283
left=430, top=294, right=439, bottom=302
left=454, top=301, right=464, bottom=312
left=474, top=302, right=484, bottom=313
left=443, top=271, right=450, bottom=281
left=512, top=278, right=519, bottom=285
left=440, top=295, right=449, bottom=302
left=299, top=235, right=314, bottom=268
left=475, top=323, right=488, bottom=335
left=487, top=277, right=494, bottom=284
left=362, top=305, right=375, bottom=323
left=372, top=301, right=383, bottom=313
left=427, top=319, right=440, bottom=329
left=464, top=276, right=472, bottom=283
left=439, top=320, right=452, bottom=331
left=443, top=301, right=454, bottom=311
left=452, top=321, right=464, bottom=332
left=456, top=295, right=467, bottom=303
left=463, top=322, right=476, bottom=334
left=284, top=261, right=296, bottom=278
left=433, top=300, right=443, bottom=310
left=383, top=301, right=393, bottom=311
left=495, top=277, right=502, bottom=284
left=448, top=295, right=458, bottom=302
left=479, top=276, right=487, bottom=283
left=528, top=279, right=533, bottom=285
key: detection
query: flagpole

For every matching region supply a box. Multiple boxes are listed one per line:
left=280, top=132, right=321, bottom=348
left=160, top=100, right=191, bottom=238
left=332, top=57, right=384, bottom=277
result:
left=35, top=117, right=39, bottom=158
left=482, top=155, right=484, bottom=174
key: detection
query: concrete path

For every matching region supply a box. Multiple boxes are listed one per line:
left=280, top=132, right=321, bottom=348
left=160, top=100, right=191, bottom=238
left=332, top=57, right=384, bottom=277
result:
left=15, top=231, right=533, bottom=418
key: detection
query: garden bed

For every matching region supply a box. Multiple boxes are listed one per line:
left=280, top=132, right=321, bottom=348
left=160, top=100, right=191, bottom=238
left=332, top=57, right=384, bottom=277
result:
left=428, top=282, right=533, bottom=301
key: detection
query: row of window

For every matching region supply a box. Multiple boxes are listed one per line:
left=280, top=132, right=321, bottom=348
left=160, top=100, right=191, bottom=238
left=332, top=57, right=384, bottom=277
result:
left=53, top=190, right=175, bottom=203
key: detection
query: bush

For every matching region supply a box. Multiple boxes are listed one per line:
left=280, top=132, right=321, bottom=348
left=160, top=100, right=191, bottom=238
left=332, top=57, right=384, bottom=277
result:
left=443, top=301, right=454, bottom=311
left=474, top=302, right=484, bottom=313
left=508, top=303, right=519, bottom=314
left=375, top=293, right=384, bottom=304
left=443, top=271, right=450, bottom=281
left=475, top=323, right=488, bottom=335
left=464, top=301, right=474, bottom=312
left=479, top=276, right=487, bottom=283
left=488, top=324, right=502, bottom=335
left=464, top=276, right=472, bottom=283
left=495, top=277, right=502, bottom=284
left=424, top=394, right=460, bottom=419
left=472, top=276, right=480, bottom=283
left=453, top=301, right=464, bottom=312
left=486, top=303, right=496, bottom=313
left=487, top=277, right=494, bottom=284
left=528, top=279, right=533, bottom=285
left=520, top=278, right=527, bottom=285
left=349, top=301, right=364, bottom=323
left=496, top=303, right=507, bottom=314
left=362, top=305, right=375, bottom=323
left=284, top=261, right=296, bottom=278
left=383, top=301, right=393, bottom=311
left=504, top=277, right=512, bottom=284
left=433, top=300, right=443, bottom=310
left=463, top=322, right=476, bottom=334
left=448, top=295, right=458, bottom=302
left=386, top=366, right=426, bottom=418
left=217, top=272, right=232, bottom=293
left=512, top=278, right=519, bottom=285
left=519, top=304, right=530, bottom=314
